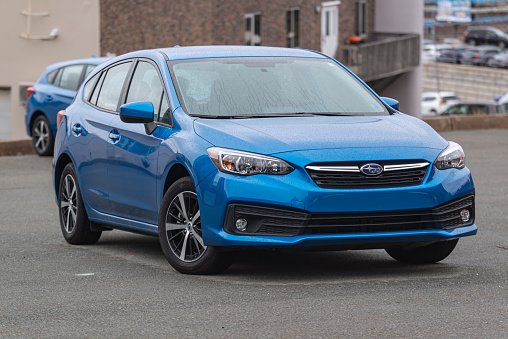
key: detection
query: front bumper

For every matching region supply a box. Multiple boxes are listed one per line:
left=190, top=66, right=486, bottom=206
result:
left=196, top=159, right=475, bottom=247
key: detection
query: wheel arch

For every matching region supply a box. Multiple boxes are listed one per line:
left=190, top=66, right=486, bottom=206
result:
left=54, top=152, right=75, bottom=197
left=163, top=163, right=192, bottom=196
left=29, top=110, right=48, bottom=136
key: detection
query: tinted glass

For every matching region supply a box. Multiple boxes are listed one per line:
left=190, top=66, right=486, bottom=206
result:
left=59, top=65, right=84, bottom=91
left=125, top=61, right=163, bottom=120
left=170, top=57, right=387, bottom=117
left=96, top=62, right=132, bottom=111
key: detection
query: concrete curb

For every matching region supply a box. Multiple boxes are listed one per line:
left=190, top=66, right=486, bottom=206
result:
left=423, top=115, right=508, bottom=131
left=0, top=139, right=35, bottom=156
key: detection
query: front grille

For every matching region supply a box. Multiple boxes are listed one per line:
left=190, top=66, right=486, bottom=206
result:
left=223, top=196, right=474, bottom=237
left=306, top=161, right=429, bottom=189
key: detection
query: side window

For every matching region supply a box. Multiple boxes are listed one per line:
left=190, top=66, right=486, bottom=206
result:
left=58, top=65, right=85, bottom=91
left=47, top=69, right=59, bottom=84
left=83, top=71, right=101, bottom=102
left=89, top=71, right=105, bottom=106
left=96, top=62, right=132, bottom=111
left=84, top=64, right=96, bottom=78
left=125, top=61, right=164, bottom=120
left=159, top=97, right=172, bottom=125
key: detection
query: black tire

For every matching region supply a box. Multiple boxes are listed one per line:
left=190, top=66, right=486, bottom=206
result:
left=58, top=163, right=101, bottom=245
left=158, top=177, right=234, bottom=274
left=31, top=115, right=54, bottom=156
left=385, top=239, right=459, bottom=264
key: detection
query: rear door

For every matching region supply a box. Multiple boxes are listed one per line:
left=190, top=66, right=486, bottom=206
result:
left=69, top=61, right=133, bottom=213
left=107, top=59, right=167, bottom=224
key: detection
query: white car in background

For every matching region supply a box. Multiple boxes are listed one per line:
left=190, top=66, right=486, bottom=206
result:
left=421, top=91, right=460, bottom=116
left=422, top=44, right=452, bottom=62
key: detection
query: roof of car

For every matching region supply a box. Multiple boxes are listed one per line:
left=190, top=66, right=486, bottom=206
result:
left=465, top=26, right=502, bottom=31
left=159, top=45, right=326, bottom=60
left=46, top=56, right=111, bottom=72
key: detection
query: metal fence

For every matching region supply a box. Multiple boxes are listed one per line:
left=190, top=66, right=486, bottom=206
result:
left=335, top=33, right=421, bottom=82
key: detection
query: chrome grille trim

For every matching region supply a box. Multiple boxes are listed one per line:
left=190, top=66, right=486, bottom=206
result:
left=383, top=162, right=430, bottom=171
left=305, top=165, right=360, bottom=172
left=305, top=162, right=430, bottom=173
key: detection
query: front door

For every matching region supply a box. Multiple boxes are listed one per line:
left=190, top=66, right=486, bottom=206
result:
left=107, top=60, right=167, bottom=224
left=321, top=1, right=340, bottom=58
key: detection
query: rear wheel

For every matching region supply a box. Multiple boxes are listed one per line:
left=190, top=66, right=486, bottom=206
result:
left=385, top=239, right=459, bottom=264
left=468, top=39, right=476, bottom=46
left=158, top=177, right=234, bottom=274
left=498, top=41, right=506, bottom=49
left=31, top=115, right=54, bottom=156
left=58, top=163, right=102, bottom=245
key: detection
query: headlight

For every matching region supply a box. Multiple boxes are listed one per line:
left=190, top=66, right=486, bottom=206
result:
left=435, top=141, right=465, bottom=170
left=207, top=147, right=294, bottom=176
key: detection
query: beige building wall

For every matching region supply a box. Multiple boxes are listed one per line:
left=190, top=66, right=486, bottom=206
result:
left=0, top=0, right=100, bottom=140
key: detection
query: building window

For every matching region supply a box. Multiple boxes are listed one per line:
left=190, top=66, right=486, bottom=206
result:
left=287, top=8, right=300, bottom=48
left=356, top=0, right=367, bottom=37
left=245, top=13, right=261, bottom=46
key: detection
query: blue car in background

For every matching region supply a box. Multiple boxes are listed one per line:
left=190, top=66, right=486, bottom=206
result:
left=25, top=57, right=110, bottom=155
left=52, top=46, right=476, bottom=274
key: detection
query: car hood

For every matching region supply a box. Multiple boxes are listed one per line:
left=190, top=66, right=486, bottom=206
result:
left=193, top=114, right=448, bottom=155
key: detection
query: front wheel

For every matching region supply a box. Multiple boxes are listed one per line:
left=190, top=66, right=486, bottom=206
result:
left=158, top=177, right=234, bottom=274
left=58, top=163, right=102, bottom=244
left=385, top=239, right=459, bottom=264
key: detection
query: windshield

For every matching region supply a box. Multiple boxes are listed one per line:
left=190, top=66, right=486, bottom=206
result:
left=168, top=57, right=388, bottom=118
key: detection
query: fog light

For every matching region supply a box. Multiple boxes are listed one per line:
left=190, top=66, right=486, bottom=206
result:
left=235, top=218, right=248, bottom=231
left=460, top=209, right=471, bottom=222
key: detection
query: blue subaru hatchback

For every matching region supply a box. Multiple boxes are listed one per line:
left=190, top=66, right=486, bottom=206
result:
left=52, top=46, right=476, bottom=274
left=25, top=57, right=109, bottom=155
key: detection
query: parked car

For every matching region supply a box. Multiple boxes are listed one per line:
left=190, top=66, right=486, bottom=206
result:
left=421, top=91, right=460, bottom=116
left=25, top=57, right=110, bottom=155
left=53, top=46, right=476, bottom=274
left=441, top=101, right=505, bottom=115
left=422, top=43, right=452, bottom=62
left=494, top=92, right=508, bottom=112
left=487, top=52, right=508, bottom=68
left=460, top=45, right=504, bottom=66
left=438, top=46, right=469, bottom=64
left=464, top=26, right=508, bottom=48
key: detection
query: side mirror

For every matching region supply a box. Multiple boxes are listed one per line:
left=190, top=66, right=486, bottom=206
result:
left=381, top=97, right=399, bottom=111
left=119, top=101, right=157, bottom=135
left=120, top=101, right=154, bottom=124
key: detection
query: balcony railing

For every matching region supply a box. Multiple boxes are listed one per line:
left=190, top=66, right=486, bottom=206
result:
left=335, top=33, right=420, bottom=82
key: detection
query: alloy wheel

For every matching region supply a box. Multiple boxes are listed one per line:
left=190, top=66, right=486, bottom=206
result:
left=60, top=174, right=78, bottom=234
left=33, top=119, right=50, bottom=153
left=165, top=191, right=206, bottom=262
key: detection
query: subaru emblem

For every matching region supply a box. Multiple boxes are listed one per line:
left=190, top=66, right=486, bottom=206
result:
left=360, top=163, right=383, bottom=176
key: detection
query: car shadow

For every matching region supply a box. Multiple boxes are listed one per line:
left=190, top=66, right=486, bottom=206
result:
left=95, top=232, right=463, bottom=282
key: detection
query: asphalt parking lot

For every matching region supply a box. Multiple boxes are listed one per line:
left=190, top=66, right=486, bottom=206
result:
left=1, top=129, right=507, bottom=338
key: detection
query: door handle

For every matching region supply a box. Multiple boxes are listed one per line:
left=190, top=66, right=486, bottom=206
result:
left=44, top=95, right=53, bottom=102
left=109, top=130, right=120, bottom=142
left=72, top=124, right=82, bottom=135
